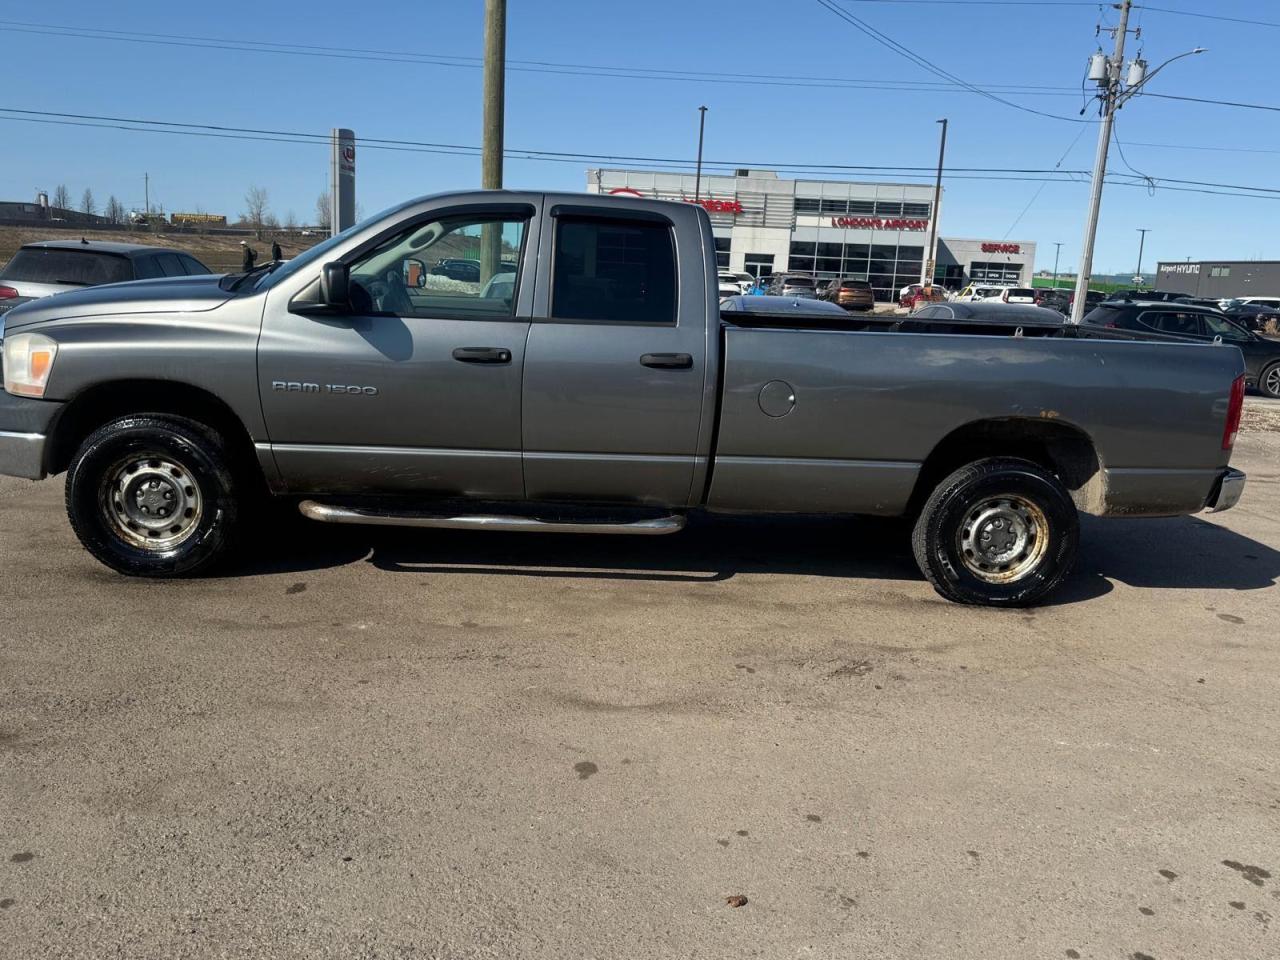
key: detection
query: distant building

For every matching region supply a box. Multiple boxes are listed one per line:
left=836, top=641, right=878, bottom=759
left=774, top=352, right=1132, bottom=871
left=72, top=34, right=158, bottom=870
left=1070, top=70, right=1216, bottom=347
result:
left=587, top=167, right=1035, bottom=301
left=1155, top=260, right=1280, bottom=299
left=0, top=198, right=110, bottom=225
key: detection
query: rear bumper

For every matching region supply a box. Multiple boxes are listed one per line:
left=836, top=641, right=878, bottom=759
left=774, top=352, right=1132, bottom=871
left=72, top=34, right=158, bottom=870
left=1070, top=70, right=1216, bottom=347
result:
left=0, top=391, right=64, bottom=481
left=1206, top=467, right=1246, bottom=513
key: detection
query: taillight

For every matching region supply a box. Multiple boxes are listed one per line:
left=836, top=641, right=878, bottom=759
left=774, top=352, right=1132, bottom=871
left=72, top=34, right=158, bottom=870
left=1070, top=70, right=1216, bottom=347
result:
left=1223, top=373, right=1245, bottom=450
left=0, top=285, right=17, bottom=299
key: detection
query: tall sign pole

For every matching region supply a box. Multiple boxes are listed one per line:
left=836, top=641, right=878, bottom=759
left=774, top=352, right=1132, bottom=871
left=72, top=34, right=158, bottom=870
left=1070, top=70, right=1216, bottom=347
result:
left=330, top=127, right=356, bottom=235
left=1070, top=0, right=1132, bottom=323
left=922, top=117, right=947, bottom=285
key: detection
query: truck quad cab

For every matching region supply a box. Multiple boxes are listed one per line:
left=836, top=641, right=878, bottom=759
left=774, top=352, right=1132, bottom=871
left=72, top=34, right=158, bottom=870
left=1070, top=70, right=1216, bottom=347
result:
left=0, top=191, right=1248, bottom=606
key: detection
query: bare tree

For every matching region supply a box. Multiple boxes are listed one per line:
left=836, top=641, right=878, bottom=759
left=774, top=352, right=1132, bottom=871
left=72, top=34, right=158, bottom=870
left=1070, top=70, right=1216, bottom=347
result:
left=242, top=185, right=270, bottom=238
left=263, top=212, right=280, bottom=230
left=314, top=191, right=331, bottom=228
left=52, top=184, right=70, bottom=211
left=105, top=195, right=124, bottom=223
left=80, top=188, right=96, bottom=217
left=284, top=209, right=298, bottom=231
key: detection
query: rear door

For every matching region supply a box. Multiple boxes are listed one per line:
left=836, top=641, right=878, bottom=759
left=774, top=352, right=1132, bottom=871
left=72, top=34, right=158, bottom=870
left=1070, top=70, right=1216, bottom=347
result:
left=520, top=200, right=713, bottom=506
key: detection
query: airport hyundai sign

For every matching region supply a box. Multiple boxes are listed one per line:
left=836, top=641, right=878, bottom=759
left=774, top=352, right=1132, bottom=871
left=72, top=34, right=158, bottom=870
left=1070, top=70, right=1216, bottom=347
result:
left=1160, top=263, right=1200, bottom=274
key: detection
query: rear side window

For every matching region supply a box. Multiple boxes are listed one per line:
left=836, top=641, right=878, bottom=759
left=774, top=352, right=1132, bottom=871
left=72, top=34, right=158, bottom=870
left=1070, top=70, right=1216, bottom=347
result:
left=179, top=254, right=210, bottom=275
left=0, top=248, right=132, bottom=285
left=552, top=217, right=677, bottom=324
left=155, top=253, right=186, bottom=277
left=132, top=256, right=162, bottom=280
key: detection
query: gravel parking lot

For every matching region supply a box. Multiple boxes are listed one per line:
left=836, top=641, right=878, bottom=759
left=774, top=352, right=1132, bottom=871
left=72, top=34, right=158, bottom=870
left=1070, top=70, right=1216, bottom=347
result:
left=2, top=399, right=1278, bottom=959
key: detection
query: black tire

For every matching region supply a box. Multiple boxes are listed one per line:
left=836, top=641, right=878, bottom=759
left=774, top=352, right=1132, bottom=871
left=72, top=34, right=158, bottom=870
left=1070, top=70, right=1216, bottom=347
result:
left=65, top=415, right=242, bottom=577
left=1259, top=362, right=1280, bottom=400
left=911, top=457, right=1079, bottom=607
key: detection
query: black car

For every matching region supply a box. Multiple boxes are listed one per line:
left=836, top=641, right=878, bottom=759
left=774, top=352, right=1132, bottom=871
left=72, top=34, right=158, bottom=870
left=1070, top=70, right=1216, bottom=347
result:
left=1103, top=289, right=1189, bottom=304
left=1068, top=289, right=1106, bottom=314
left=1221, top=300, right=1280, bottom=334
left=1082, top=301, right=1280, bottom=398
left=1034, top=288, right=1071, bottom=314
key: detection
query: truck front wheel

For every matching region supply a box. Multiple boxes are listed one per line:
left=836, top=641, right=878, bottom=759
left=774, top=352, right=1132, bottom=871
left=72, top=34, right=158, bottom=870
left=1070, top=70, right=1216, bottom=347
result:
left=911, top=457, right=1079, bottom=607
left=65, top=415, right=242, bottom=577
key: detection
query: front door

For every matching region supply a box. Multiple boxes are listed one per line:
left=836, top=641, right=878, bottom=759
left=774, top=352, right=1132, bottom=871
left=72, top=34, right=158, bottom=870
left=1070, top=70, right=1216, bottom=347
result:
left=259, top=205, right=537, bottom=498
left=521, top=208, right=710, bottom=506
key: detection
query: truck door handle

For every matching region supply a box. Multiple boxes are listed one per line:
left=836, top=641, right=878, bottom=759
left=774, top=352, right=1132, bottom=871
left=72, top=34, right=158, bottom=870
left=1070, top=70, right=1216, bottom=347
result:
left=640, top=352, right=693, bottom=369
left=452, top=347, right=512, bottom=364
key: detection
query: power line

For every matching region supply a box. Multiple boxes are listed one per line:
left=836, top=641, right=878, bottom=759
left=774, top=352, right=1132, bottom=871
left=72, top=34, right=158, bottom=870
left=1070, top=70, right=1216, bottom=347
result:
left=0, top=19, right=1080, bottom=96
left=1003, top=124, right=1091, bottom=238
left=1145, top=92, right=1280, bottom=113
left=815, top=0, right=1093, bottom=123
left=1140, top=5, right=1280, bottom=29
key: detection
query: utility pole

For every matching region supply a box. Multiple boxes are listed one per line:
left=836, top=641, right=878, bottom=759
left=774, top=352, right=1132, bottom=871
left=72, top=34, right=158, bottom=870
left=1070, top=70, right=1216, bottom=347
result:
left=1134, top=227, right=1150, bottom=285
left=480, top=0, right=506, bottom=284
left=922, top=118, right=947, bottom=285
left=481, top=0, right=506, bottom=190
left=1070, top=0, right=1132, bottom=323
left=694, top=106, right=708, bottom=201
left=1052, top=241, right=1063, bottom=289
left=1069, top=4, right=1204, bottom=322
left=143, top=172, right=149, bottom=217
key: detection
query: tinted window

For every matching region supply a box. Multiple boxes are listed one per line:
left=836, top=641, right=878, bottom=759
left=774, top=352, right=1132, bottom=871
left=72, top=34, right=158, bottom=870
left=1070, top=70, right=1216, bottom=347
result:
left=552, top=217, right=676, bottom=324
left=1141, top=311, right=1204, bottom=337
left=348, top=213, right=527, bottom=318
left=155, top=253, right=185, bottom=277
left=840, top=280, right=871, bottom=290
left=132, top=256, right=162, bottom=280
left=1201, top=313, right=1251, bottom=342
left=179, top=254, right=211, bottom=275
left=0, top=248, right=132, bottom=285
left=784, top=277, right=815, bottom=288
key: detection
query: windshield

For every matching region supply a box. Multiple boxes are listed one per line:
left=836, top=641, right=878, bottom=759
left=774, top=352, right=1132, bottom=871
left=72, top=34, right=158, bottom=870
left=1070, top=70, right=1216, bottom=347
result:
left=0, top=248, right=133, bottom=285
left=253, top=198, right=423, bottom=292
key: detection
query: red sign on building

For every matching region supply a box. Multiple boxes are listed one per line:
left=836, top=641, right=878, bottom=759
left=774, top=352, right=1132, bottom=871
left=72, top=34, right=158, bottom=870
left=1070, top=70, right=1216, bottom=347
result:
left=981, top=242, right=1021, bottom=254
left=830, top=216, right=928, bottom=231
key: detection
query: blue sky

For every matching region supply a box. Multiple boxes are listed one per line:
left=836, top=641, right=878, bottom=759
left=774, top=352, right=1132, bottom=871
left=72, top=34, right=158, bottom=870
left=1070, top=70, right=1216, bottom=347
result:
left=1, top=0, right=1274, bottom=273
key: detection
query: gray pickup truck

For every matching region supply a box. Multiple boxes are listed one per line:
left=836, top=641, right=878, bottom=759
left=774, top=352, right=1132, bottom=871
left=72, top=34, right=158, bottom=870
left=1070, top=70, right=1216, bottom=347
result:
left=0, top=190, right=1247, bottom=606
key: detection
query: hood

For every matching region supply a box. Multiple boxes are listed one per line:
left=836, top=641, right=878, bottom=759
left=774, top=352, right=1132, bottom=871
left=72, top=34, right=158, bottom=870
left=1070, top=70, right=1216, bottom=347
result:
left=0, top=275, right=235, bottom=333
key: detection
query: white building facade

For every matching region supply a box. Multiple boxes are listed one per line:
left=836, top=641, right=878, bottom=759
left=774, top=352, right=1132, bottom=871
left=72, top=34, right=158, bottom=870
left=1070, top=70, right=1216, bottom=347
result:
left=587, top=168, right=1035, bottom=302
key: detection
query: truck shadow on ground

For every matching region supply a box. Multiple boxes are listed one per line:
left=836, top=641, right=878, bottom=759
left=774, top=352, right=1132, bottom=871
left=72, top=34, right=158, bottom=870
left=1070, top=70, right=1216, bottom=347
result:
left=236, top=511, right=1279, bottom=606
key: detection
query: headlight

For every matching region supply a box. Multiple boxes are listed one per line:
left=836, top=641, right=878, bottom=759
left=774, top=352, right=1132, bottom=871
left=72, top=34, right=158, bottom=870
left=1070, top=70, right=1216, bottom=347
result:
left=2, top=333, right=59, bottom=398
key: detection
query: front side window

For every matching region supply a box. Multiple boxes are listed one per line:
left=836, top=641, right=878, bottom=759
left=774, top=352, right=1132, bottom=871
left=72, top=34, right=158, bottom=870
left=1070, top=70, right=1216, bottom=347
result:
left=348, top=213, right=527, bottom=318
left=1202, top=313, right=1250, bottom=341
left=552, top=217, right=677, bottom=324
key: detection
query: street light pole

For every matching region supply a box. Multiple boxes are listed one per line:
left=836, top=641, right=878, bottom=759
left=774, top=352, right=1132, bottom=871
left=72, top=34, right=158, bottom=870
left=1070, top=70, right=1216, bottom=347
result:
left=1135, top=228, right=1149, bottom=285
left=923, top=118, right=947, bottom=285
left=1052, top=241, right=1063, bottom=289
left=694, top=106, right=708, bottom=201
left=480, top=0, right=506, bottom=284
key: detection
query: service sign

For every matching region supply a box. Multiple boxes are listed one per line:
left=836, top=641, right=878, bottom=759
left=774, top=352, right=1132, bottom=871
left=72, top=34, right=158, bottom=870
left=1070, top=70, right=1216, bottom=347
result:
left=981, top=242, right=1020, bottom=254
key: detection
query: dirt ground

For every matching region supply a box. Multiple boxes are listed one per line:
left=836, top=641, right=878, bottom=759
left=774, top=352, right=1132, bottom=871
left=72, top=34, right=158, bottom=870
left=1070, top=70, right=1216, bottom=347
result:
left=1, top=399, right=1277, bottom=958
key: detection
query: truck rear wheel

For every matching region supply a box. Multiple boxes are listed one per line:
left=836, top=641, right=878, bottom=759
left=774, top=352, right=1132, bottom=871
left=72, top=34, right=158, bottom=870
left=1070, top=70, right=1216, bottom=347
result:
left=911, top=457, right=1078, bottom=607
left=65, top=415, right=242, bottom=577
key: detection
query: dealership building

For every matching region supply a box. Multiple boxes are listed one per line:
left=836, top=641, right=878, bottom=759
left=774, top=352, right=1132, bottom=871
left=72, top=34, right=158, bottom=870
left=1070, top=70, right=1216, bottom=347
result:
left=587, top=168, right=1036, bottom=302
left=1155, top=260, right=1280, bottom=300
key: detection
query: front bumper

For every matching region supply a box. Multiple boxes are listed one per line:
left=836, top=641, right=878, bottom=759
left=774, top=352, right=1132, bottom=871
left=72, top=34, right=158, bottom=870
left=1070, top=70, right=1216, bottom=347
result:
left=1206, top=467, right=1247, bottom=513
left=0, top=391, right=64, bottom=481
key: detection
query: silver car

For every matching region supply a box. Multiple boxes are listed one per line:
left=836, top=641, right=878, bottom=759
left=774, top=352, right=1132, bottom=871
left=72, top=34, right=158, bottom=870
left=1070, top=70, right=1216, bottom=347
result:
left=0, top=239, right=212, bottom=302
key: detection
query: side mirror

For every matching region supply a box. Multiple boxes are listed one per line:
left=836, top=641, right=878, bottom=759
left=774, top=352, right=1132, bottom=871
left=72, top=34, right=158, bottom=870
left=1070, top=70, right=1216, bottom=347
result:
left=404, top=258, right=427, bottom=288
left=320, top=262, right=350, bottom=307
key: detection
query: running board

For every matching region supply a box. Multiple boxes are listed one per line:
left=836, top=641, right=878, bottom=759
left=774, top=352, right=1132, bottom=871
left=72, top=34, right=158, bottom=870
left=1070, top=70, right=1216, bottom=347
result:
left=297, top=500, right=686, bottom=535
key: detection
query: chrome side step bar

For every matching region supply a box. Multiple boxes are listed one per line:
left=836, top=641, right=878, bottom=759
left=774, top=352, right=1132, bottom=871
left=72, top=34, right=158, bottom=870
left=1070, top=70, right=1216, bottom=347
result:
left=298, top=500, right=686, bottom=536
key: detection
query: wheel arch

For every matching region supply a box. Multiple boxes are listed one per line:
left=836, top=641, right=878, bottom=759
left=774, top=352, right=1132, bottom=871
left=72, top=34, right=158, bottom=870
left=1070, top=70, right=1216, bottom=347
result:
left=908, top=416, right=1104, bottom=516
left=46, top=379, right=268, bottom=488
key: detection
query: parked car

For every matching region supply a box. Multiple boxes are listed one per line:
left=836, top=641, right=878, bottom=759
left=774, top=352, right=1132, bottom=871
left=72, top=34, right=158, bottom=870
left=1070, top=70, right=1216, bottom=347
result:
left=1082, top=301, right=1280, bottom=398
left=1034, top=288, right=1071, bottom=314
left=0, top=240, right=212, bottom=303
left=955, top=283, right=1010, bottom=303
left=720, top=295, right=849, bottom=318
left=1224, top=296, right=1280, bottom=312
left=822, top=278, right=875, bottom=312
left=900, top=284, right=946, bottom=310
left=767, top=274, right=817, bottom=297
left=0, top=189, right=1247, bottom=607
left=718, top=275, right=741, bottom=299
left=1220, top=300, right=1280, bottom=334
left=1000, top=287, right=1037, bottom=304
left=1104, top=289, right=1189, bottom=303
left=1068, top=289, right=1106, bottom=313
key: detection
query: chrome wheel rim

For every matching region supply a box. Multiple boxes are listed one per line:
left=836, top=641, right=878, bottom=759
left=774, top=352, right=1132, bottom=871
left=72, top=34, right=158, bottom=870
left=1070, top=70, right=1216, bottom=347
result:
left=957, top=494, right=1049, bottom=584
left=100, top=453, right=203, bottom=551
left=1266, top=366, right=1280, bottom=396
